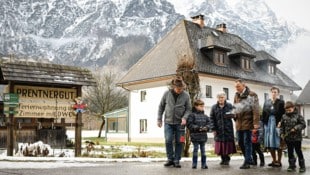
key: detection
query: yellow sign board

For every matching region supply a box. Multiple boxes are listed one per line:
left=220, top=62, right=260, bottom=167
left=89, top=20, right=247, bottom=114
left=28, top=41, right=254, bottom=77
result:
left=6, top=85, right=78, bottom=118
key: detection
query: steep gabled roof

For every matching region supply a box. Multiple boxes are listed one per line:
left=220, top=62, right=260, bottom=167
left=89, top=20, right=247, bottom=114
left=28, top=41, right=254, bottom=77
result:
left=255, top=50, right=281, bottom=64
left=118, top=20, right=193, bottom=85
left=0, top=60, right=96, bottom=87
left=296, top=80, right=310, bottom=104
left=118, top=19, right=301, bottom=91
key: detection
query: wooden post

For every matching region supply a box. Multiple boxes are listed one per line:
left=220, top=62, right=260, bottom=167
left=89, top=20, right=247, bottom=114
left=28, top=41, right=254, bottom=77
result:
left=75, top=86, right=82, bottom=157
left=7, top=82, right=15, bottom=156
left=75, top=112, right=82, bottom=157
left=6, top=107, right=14, bottom=156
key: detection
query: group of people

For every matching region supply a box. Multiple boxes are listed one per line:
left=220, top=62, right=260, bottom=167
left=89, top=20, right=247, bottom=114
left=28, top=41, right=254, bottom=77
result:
left=157, top=77, right=306, bottom=172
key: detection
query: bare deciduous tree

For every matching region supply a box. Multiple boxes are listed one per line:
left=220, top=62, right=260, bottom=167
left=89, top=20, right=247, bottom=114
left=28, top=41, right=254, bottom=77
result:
left=83, top=67, right=128, bottom=138
left=176, top=53, right=201, bottom=157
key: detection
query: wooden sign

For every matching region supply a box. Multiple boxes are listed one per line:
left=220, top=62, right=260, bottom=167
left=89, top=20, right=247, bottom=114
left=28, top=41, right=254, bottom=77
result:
left=9, top=85, right=78, bottom=118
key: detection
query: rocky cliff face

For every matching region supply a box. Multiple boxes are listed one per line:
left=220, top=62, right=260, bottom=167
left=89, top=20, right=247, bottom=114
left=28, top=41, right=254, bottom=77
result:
left=0, top=0, right=306, bottom=70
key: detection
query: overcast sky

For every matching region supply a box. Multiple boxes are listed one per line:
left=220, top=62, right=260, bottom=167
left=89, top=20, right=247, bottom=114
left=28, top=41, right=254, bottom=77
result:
left=226, top=0, right=310, bottom=30
left=264, top=0, right=310, bottom=30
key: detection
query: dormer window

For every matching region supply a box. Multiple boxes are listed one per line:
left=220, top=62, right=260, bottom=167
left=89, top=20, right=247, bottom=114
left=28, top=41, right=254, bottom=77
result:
left=268, top=64, right=276, bottom=75
left=241, top=58, right=251, bottom=70
left=214, top=51, right=226, bottom=66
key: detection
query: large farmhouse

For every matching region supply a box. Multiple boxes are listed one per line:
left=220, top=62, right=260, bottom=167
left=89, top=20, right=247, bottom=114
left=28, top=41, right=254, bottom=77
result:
left=117, top=16, right=301, bottom=142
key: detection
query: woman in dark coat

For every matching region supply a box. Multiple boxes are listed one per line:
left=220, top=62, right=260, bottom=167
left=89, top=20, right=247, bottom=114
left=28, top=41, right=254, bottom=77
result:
left=210, top=91, right=236, bottom=165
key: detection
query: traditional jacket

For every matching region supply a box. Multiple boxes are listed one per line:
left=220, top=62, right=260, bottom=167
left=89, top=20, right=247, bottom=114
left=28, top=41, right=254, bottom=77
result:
left=233, top=86, right=260, bottom=130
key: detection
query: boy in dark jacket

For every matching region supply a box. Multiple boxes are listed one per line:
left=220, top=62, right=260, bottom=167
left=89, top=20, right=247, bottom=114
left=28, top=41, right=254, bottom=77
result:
left=186, top=99, right=211, bottom=169
left=279, top=101, right=306, bottom=172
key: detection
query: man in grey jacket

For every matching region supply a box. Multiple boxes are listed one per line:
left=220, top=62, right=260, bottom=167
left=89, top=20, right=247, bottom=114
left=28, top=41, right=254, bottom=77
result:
left=158, top=77, right=192, bottom=168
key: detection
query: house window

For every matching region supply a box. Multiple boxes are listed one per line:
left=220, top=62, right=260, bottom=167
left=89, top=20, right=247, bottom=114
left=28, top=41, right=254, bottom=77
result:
left=140, top=90, right=146, bottom=102
left=140, top=119, right=147, bottom=133
left=223, top=87, right=229, bottom=100
left=215, top=52, right=225, bottom=65
left=264, top=93, right=269, bottom=101
left=206, top=85, right=212, bottom=98
left=268, top=64, right=275, bottom=74
left=280, top=95, right=284, bottom=100
left=241, top=58, right=251, bottom=70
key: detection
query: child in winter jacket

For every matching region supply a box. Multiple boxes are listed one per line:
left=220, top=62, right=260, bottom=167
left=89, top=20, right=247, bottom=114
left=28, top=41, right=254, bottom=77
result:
left=279, top=101, right=306, bottom=172
left=251, top=120, right=265, bottom=166
left=186, top=99, right=211, bottom=169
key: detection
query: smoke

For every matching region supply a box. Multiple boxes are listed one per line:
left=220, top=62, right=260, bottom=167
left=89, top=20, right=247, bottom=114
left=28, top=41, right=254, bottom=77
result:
left=232, top=96, right=255, bottom=114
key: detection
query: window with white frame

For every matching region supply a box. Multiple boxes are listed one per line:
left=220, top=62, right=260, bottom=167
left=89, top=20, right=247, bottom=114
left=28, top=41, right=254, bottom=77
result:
left=206, top=85, right=212, bottom=98
left=268, top=64, right=275, bottom=75
left=215, top=51, right=225, bottom=65
left=140, top=119, right=147, bottom=133
left=241, top=58, right=251, bottom=70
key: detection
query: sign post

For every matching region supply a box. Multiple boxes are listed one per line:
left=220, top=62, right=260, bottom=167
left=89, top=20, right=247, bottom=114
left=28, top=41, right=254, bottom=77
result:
left=3, top=93, right=19, bottom=156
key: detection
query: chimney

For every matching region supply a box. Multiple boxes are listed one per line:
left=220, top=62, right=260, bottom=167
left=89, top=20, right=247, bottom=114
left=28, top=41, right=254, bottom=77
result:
left=216, top=23, right=227, bottom=33
left=191, top=14, right=205, bottom=28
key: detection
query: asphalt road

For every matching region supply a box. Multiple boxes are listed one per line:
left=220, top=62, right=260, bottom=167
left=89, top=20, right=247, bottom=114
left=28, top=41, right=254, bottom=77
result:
left=0, top=155, right=308, bottom=175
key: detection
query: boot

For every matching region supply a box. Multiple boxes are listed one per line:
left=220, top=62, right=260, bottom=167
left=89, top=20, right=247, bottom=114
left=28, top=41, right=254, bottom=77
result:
left=251, top=159, right=257, bottom=166
left=220, top=155, right=225, bottom=165
left=223, top=155, right=230, bottom=165
left=240, top=162, right=250, bottom=169
left=201, top=155, right=208, bottom=169
left=299, top=159, right=306, bottom=173
left=287, top=158, right=296, bottom=172
left=192, top=155, right=197, bottom=169
left=259, top=154, right=265, bottom=167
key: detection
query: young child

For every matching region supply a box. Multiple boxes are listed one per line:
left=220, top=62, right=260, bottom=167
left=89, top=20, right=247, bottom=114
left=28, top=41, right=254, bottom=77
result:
left=279, top=101, right=306, bottom=172
left=186, top=99, right=211, bottom=169
left=251, top=120, right=265, bottom=166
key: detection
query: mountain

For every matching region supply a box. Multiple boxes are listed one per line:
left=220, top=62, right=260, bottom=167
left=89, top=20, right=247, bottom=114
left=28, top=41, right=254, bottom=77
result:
left=0, top=0, right=306, bottom=70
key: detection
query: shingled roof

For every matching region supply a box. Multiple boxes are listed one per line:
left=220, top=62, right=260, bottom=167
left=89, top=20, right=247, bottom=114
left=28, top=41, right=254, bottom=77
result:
left=118, top=20, right=301, bottom=91
left=296, top=81, right=310, bottom=104
left=0, top=59, right=96, bottom=87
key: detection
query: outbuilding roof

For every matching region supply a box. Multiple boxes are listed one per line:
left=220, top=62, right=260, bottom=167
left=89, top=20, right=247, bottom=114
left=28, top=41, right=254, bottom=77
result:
left=0, top=59, right=96, bottom=87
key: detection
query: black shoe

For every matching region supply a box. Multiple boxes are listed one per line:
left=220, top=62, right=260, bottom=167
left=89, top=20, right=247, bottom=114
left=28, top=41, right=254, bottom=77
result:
left=164, top=161, right=175, bottom=167
left=268, top=162, right=275, bottom=167
left=192, top=164, right=197, bottom=169
left=219, top=160, right=224, bottom=165
left=223, top=161, right=229, bottom=165
left=251, top=161, right=257, bottom=166
left=174, top=162, right=181, bottom=168
left=201, top=165, right=208, bottom=169
left=287, top=166, right=296, bottom=172
left=240, top=163, right=250, bottom=169
left=299, top=167, right=306, bottom=173
left=260, top=162, right=265, bottom=167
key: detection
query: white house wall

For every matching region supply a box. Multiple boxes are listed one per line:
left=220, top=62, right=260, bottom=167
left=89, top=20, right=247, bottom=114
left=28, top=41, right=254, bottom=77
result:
left=129, top=85, right=168, bottom=142
left=127, top=77, right=295, bottom=142
left=300, top=104, right=310, bottom=137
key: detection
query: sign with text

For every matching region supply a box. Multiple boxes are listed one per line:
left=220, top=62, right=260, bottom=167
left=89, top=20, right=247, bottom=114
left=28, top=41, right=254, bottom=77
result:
left=11, top=85, right=77, bottom=118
